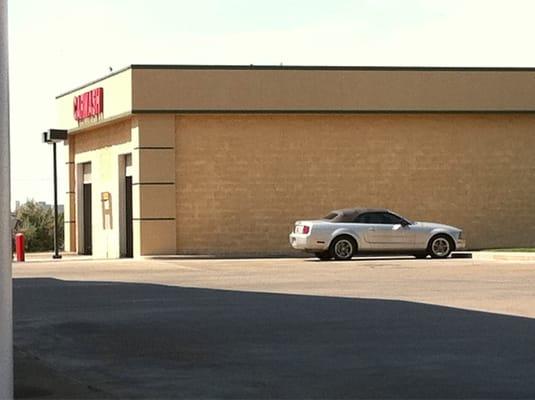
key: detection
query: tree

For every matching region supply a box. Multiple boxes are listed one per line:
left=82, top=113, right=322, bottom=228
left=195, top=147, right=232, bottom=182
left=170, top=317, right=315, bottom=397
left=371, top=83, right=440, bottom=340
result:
left=15, top=200, right=64, bottom=252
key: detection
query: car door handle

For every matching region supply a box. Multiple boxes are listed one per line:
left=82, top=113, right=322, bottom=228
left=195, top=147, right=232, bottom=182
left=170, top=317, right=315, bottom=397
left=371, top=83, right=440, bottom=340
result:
left=368, top=228, right=376, bottom=231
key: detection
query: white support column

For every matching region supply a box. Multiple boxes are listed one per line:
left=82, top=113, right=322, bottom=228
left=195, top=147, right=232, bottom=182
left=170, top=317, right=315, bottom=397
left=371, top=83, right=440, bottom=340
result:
left=0, top=0, right=13, bottom=398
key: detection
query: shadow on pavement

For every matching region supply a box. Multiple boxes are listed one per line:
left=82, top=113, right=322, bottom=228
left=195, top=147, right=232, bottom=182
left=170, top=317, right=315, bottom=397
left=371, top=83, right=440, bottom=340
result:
left=14, top=278, right=535, bottom=399
left=305, top=256, right=418, bottom=262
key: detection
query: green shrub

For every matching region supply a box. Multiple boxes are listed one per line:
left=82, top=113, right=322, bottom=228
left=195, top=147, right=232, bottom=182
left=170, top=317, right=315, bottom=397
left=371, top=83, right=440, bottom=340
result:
left=15, top=200, right=64, bottom=252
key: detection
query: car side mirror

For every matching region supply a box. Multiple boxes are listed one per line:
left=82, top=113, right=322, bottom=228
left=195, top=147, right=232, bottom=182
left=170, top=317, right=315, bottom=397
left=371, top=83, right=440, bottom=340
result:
left=401, top=220, right=410, bottom=227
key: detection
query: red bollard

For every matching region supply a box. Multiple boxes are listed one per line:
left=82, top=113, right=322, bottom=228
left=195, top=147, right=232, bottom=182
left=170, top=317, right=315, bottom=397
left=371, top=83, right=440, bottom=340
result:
left=15, top=233, right=25, bottom=262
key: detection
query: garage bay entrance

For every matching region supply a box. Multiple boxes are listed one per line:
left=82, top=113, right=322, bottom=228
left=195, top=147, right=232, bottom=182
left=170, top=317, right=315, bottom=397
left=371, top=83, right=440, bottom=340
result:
left=120, top=154, right=133, bottom=258
left=78, top=162, right=93, bottom=255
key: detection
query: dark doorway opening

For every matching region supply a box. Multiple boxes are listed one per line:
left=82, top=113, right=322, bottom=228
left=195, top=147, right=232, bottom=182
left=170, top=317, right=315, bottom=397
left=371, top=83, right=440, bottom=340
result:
left=82, top=183, right=92, bottom=255
left=125, top=176, right=133, bottom=258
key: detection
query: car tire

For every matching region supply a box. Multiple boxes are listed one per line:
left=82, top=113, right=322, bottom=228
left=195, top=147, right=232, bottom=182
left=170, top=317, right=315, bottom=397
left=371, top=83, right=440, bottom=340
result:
left=428, top=235, right=454, bottom=259
left=330, top=236, right=357, bottom=261
left=315, top=252, right=332, bottom=261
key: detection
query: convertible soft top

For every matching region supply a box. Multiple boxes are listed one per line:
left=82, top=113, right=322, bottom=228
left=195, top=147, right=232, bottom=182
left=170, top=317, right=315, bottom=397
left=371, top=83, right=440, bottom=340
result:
left=325, top=208, right=390, bottom=223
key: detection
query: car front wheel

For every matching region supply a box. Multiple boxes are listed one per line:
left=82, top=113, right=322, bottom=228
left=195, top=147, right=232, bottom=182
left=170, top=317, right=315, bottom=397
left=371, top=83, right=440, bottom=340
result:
left=428, top=235, right=453, bottom=259
left=330, top=236, right=357, bottom=261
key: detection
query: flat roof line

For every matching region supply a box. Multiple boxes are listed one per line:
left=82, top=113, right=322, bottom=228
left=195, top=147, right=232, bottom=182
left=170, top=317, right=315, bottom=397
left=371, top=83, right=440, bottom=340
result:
left=56, top=63, right=535, bottom=99
left=131, top=64, right=535, bottom=72
left=133, top=109, right=535, bottom=114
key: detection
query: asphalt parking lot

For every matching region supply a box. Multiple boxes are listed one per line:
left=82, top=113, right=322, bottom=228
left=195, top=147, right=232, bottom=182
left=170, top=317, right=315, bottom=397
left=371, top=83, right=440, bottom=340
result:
left=13, top=256, right=535, bottom=399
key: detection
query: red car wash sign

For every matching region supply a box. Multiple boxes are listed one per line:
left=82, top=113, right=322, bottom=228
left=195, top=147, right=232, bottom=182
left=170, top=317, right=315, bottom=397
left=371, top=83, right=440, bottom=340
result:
left=73, top=87, right=104, bottom=122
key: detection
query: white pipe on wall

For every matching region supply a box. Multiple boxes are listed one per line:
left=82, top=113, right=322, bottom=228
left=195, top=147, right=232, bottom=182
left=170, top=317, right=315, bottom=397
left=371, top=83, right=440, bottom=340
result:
left=0, top=0, right=13, bottom=398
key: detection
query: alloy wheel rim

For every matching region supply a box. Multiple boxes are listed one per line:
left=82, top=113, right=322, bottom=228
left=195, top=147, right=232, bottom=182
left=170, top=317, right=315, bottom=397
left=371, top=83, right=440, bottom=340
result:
left=335, top=240, right=353, bottom=258
left=432, top=238, right=450, bottom=257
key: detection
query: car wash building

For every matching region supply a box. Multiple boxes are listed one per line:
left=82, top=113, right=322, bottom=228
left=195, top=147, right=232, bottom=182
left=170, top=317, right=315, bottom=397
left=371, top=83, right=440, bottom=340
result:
left=57, top=65, right=535, bottom=258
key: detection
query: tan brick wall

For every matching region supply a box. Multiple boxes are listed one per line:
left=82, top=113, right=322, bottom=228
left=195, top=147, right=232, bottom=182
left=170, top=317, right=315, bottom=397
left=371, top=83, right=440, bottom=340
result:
left=175, top=113, right=535, bottom=254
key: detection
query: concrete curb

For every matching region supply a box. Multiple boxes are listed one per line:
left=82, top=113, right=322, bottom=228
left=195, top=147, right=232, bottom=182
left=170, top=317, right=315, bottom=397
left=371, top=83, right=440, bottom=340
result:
left=12, top=251, right=535, bottom=263
left=471, top=251, right=535, bottom=262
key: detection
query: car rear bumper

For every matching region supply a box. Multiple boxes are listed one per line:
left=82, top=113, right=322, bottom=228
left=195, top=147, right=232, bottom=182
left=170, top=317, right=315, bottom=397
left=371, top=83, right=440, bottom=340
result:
left=289, top=233, right=328, bottom=252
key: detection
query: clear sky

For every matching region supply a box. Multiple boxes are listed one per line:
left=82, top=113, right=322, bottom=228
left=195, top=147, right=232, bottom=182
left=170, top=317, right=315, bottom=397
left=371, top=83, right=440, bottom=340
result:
left=7, top=0, right=535, bottom=208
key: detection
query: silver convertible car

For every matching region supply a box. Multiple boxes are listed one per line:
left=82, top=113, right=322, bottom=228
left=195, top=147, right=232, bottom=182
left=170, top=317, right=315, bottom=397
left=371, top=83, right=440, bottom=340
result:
left=289, top=208, right=465, bottom=260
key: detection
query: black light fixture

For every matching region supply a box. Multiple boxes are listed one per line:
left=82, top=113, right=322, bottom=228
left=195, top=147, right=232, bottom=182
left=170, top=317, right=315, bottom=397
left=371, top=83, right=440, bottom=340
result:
left=42, top=129, right=68, bottom=259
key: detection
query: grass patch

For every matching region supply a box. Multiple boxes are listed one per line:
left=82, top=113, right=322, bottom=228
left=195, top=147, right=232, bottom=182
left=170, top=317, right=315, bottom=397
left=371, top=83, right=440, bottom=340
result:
left=488, top=248, right=535, bottom=252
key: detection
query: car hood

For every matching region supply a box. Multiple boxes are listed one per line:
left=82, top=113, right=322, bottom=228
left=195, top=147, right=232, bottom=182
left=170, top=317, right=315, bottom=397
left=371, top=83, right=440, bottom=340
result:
left=414, top=221, right=460, bottom=231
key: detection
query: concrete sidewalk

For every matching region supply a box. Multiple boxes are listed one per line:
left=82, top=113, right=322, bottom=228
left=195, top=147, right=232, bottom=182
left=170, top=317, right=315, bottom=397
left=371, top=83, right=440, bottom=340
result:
left=472, top=251, right=535, bottom=262
left=16, top=252, right=93, bottom=263
left=15, top=250, right=535, bottom=264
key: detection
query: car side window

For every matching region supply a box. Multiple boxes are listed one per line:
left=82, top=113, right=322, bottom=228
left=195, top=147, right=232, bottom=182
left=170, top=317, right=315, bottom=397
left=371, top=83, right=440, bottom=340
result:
left=355, top=213, right=383, bottom=224
left=355, top=212, right=403, bottom=224
left=381, top=213, right=404, bottom=225
left=354, top=213, right=368, bottom=223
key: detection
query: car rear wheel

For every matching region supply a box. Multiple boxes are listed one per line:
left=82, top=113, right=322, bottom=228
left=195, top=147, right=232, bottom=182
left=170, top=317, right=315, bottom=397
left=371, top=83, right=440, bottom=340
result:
left=315, top=252, right=331, bottom=261
left=330, top=236, right=357, bottom=261
left=428, top=235, right=453, bottom=259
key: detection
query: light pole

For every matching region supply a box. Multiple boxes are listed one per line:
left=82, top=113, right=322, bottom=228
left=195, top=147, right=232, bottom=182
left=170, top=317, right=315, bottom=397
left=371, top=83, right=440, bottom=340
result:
left=43, top=129, right=68, bottom=259
left=0, top=0, right=12, bottom=397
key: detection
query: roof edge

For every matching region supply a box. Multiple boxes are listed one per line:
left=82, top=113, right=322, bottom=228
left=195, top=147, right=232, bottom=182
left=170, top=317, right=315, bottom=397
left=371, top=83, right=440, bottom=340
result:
left=56, top=63, right=535, bottom=99
left=55, top=65, right=133, bottom=99
left=130, top=64, right=535, bottom=72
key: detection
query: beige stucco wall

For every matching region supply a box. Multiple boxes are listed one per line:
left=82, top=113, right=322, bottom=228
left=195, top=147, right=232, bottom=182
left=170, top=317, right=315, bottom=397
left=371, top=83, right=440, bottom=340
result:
left=64, top=139, right=76, bottom=252
left=57, top=69, right=132, bottom=131
left=69, top=120, right=133, bottom=258
left=131, top=115, right=177, bottom=255
left=133, top=67, right=535, bottom=112
left=56, top=67, right=535, bottom=130
left=175, top=113, right=535, bottom=254
left=65, top=115, right=178, bottom=258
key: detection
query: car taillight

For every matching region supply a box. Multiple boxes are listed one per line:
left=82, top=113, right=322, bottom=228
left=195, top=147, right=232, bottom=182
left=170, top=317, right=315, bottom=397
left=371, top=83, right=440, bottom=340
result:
left=294, top=224, right=311, bottom=234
